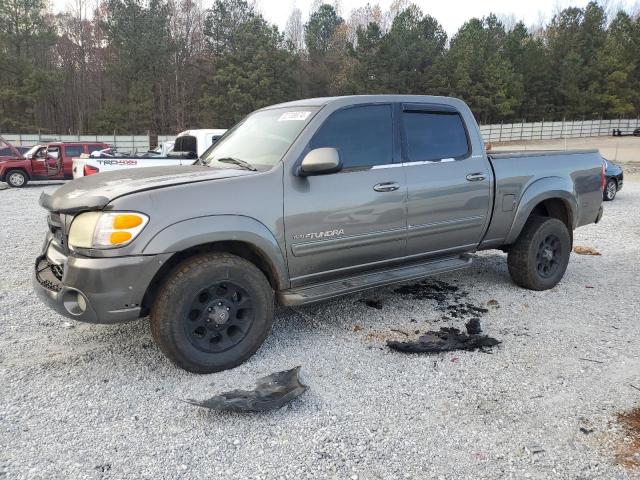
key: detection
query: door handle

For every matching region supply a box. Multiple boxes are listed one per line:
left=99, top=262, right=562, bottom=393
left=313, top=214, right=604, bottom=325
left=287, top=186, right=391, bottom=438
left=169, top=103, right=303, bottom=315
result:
left=465, top=172, right=486, bottom=182
left=373, top=182, right=400, bottom=192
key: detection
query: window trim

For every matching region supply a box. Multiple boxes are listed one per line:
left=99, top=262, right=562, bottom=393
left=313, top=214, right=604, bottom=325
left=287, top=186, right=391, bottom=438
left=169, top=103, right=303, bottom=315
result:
left=400, top=104, right=472, bottom=164
left=306, top=102, right=397, bottom=172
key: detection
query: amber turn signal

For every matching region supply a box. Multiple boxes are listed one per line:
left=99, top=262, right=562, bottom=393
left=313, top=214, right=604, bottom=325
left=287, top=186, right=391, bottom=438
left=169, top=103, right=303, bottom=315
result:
left=110, top=231, right=133, bottom=244
left=113, top=214, right=143, bottom=229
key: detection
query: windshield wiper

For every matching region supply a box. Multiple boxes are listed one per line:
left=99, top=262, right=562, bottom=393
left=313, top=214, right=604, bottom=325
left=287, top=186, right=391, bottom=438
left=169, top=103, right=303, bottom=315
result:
left=217, top=157, right=257, bottom=171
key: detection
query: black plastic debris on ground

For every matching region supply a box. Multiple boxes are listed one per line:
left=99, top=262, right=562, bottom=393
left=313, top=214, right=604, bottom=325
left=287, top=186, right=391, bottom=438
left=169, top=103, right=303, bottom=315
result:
left=387, top=326, right=500, bottom=354
left=184, top=366, right=308, bottom=413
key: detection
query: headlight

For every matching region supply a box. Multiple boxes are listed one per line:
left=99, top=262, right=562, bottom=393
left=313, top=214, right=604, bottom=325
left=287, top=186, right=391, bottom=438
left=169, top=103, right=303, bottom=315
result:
left=68, top=211, right=149, bottom=249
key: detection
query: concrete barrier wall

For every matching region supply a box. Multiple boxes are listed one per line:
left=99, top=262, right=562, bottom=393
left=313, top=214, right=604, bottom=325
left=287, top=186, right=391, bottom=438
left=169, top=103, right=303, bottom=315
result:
left=0, top=133, right=175, bottom=151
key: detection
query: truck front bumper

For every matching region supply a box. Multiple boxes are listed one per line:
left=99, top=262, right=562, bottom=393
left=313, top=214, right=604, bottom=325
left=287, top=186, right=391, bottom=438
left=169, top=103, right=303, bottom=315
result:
left=34, top=241, right=172, bottom=324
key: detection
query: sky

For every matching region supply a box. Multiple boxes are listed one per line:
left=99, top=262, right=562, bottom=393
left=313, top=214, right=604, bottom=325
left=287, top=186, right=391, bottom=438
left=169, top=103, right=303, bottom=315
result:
left=51, top=0, right=640, bottom=35
left=256, top=0, right=640, bottom=35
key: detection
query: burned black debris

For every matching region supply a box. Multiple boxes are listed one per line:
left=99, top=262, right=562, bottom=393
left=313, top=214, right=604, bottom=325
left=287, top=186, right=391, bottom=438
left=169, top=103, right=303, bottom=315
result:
left=387, top=326, right=500, bottom=354
left=394, top=279, right=465, bottom=305
left=446, top=303, right=489, bottom=319
left=362, top=298, right=383, bottom=309
left=184, top=366, right=308, bottom=413
left=465, top=318, right=482, bottom=335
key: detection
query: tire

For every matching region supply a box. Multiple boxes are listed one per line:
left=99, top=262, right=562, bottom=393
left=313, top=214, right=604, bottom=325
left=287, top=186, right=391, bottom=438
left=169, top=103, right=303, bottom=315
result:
left=150, top=253, right=274, bottom=373
left=507, top=216, right=571, bottom=291
left=6, top=170, right=28, bottom=188
left=603, top=178, right=617, bottom=201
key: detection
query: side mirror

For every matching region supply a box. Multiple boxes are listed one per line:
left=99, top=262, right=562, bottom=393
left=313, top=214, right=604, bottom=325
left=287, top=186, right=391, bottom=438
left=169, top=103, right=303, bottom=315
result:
left=297, top=147, right=341, bottom=176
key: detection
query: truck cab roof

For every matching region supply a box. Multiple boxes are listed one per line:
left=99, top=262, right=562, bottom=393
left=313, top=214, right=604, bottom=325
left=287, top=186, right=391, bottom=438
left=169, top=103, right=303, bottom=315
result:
left=265, top=94, right=466, bottom=110
left=44, top=141, right=107, bottom=147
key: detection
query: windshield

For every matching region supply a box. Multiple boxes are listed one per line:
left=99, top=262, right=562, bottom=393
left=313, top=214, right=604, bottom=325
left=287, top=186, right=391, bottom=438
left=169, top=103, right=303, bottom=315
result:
left=200, top=107, right=319, bottom=169
left=24, top=145, right=42, bottom=157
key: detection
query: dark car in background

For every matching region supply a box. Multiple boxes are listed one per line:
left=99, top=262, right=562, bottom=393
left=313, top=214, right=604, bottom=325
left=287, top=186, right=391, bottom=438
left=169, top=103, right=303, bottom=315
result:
left=603, top=159, right=624, bottom=201
left=0, top=146, right=31, bottom=156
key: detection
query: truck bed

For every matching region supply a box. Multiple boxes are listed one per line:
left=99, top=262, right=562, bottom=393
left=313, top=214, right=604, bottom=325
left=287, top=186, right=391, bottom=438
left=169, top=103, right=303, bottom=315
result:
left=489, top=149, right=599, bottom=159
left=481, top=149, right=604, bottom=249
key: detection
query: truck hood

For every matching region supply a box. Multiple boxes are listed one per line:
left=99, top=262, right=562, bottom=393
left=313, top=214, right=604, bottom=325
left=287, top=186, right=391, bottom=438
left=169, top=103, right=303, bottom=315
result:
left=40, top=165, right=254, bottom=214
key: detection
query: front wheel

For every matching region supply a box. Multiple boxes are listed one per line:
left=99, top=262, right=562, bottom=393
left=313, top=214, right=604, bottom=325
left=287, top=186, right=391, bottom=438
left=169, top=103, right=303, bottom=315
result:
left=6, top=170, right=28, bottom=188
left=507, top=216, right=571, bottom=291
left=150, top=253, right=274, bottom=373
left=603, top=179, right=617, bottom=201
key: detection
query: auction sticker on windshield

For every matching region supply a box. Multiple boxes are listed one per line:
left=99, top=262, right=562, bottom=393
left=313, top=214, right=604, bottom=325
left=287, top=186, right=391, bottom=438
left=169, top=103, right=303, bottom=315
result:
left=278, top=111, right=311, bottom=122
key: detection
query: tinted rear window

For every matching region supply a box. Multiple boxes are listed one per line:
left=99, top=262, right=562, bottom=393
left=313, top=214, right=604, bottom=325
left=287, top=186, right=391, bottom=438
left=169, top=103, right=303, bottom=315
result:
left=402, top=112, right=469, bottom=162
left=64, top=146, right=84, bottom=157
left=174, top=135, right=197, bottom=153
left=310, top=105, right=393, bottom=168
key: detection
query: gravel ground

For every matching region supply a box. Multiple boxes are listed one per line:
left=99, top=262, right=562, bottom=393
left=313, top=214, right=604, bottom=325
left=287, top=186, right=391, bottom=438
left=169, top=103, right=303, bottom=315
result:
left=1, top=180, right=639, bottom=480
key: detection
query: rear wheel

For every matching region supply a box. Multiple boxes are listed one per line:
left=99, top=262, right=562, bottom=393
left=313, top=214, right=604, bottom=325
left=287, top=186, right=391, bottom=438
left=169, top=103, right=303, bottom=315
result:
left=507, top=216, right=571, bottom=291
left=6, top=170, right=28, bottom=188
left=603, top=179, right=617, bottom=201
left=150, top=253, right=274, bottom=373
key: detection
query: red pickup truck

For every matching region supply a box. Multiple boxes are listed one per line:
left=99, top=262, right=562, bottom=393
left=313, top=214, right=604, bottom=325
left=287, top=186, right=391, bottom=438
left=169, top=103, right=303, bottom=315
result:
left=0, top=138, right=108, bottom=187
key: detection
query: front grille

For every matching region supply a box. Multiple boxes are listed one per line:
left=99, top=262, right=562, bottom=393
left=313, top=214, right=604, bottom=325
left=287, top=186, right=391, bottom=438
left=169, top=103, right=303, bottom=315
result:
left=35, top=257, right=63, bottom=292
left=47, top=213, right=67, bottom=251
left=51, top=264, right=64, bottom=281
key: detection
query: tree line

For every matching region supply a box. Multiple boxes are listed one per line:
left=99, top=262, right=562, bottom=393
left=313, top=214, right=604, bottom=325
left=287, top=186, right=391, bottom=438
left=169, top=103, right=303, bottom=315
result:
left=0, top=0, right=639, bottom=134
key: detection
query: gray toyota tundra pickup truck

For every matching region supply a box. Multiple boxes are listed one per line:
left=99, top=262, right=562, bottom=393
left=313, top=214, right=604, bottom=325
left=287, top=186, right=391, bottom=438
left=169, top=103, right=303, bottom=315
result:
left=34, top=95, right=605, bottom=373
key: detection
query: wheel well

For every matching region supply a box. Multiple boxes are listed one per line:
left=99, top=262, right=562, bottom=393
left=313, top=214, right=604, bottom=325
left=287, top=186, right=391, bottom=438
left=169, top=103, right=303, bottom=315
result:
left=528, top=198, right=573, bottom=243
left=607, top=176, right=617, bottom=186
left=140, top=241, right=280, bottom=317
left=3, top=168, right=30, bottom=182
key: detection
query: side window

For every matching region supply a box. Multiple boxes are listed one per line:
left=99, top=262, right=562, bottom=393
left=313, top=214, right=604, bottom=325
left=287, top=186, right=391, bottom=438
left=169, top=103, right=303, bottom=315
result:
left=64, top=146, right=84, bottom=158
left=402, top=111, right=469, bottom=162
left=88, top=144, right=104, bottom=153
left=47, top=146, right=60, bottom=158
left=309, top=104, right=393, bottom=168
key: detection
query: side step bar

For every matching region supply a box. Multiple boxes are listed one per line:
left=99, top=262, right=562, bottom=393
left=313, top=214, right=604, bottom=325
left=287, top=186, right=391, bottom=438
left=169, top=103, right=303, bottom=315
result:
left=278, top=254, right=474, bottom=306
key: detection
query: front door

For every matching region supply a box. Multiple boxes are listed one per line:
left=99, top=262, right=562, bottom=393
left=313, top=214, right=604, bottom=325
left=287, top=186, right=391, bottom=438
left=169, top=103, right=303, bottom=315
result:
left=400, top=104, right=491, bottom=257
left=29, top=146, right=57, bottom=179
left=284, top=104, right=407, bottom=285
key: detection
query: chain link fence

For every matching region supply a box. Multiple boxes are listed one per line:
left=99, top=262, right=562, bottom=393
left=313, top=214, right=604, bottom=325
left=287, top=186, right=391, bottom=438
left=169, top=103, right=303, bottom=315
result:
left=3, top=117, right=640, bottom=149
left=479, top=118, right=640, bottom=143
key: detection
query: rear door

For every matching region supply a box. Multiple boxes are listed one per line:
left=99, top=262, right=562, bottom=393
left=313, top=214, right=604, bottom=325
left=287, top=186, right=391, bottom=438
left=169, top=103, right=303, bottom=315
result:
left=62, top=145, right=84, bottom=178
left=284, top=103, right=407, bottom=285
left=401, top=103, right=491, bottom=257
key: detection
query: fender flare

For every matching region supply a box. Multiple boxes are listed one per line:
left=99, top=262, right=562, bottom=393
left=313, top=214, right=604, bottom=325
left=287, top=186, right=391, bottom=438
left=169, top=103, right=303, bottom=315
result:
left=2, top=166, right=31, bottom=182
left=142, top=215, right=288, bottom=289
left=504, top=176, right=578, bottom=245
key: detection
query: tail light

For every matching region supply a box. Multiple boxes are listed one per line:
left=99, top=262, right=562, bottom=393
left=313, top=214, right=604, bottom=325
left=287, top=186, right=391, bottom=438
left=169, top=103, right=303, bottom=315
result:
left=84, top=165, right=100, bottom=176
left=601, top=161, right=606, bottom=191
